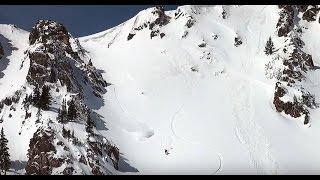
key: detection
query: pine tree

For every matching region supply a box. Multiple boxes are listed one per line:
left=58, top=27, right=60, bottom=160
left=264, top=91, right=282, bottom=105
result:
left=49, top=68, right=56, bottom=83
left=265, top=36, right=275, bottom=55
left=57, top=98, right=68, bottom=123
left=85, top=109, right=94, bottom=134
left=23, top=95, right=32, bottom=119
left=23, top=95, right=30, bottom=109
left=39, top=85, right=52, bottom=110
left=67, top=99, right=77, bottom=121
left=57, top=108, right=62, bottom=123
left=28, top=94, right=33, bottom=103
left=32, top=88, right=41, bottom=108
left=62, top=125, right=71, bottom=139
left=88, top=59, right=93, bottom=66
left=36, top=107, right=42, bottom=123
left=0, top=128, right=11, bottom=175
left=62, top=125, right=67, bottom=138
left=62, top=99, right=67, bottom=121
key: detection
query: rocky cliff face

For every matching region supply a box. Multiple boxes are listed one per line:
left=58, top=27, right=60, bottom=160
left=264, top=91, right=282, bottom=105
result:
left=26, top=20, right=107, bottom=94
left=25, top=126, right=63, bottom=175
left=272, top=5, right=319, bottom=125
left=26, top=20, right=108, bottom=122
left=127, top=6, right=171, bottom=40
left=0, top=20, right=119, bottom=174
left=23, top=20, right=119, bottom=174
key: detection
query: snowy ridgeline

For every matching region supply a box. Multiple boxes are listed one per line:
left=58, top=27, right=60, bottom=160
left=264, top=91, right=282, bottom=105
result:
left=1, top=5, right=320, bottom=175
left=0, top=21, right=119, bottom=175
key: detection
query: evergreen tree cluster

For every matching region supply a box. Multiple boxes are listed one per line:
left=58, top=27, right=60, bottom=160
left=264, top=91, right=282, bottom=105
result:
left=22, top=94, right=33, bottom=120
left=265, top=36, right=276, bottom=55
left=85, top=109, right=95, bottom=134
left=57, top=98, right=77, bottom=123
left=21, top=85, right=52, bottom=121
left=67, top=99, right=77, bottom=121
left=49, top=68, right=56, bottom=83
left=0, top=128, right=10, bottom=175
left=30, top=85, right=52, bottom=110
left=61, top=126, right=80, bottom=145
left=57, top=98, right=67, bottom=123
left=88, top=59, right=93, bottom=66
left=62, top=126, right=72, bottom=139
left=36, top=107, right=42, bottom=123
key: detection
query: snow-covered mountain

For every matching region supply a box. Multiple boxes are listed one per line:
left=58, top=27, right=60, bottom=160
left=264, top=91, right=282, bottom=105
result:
left=0, top=21, right=119, bottom=175
left=1, top=5, right=320, bottom=175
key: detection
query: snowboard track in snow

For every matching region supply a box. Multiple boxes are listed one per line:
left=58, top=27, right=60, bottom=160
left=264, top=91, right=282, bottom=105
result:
left=112, top=86, right=154, bottom=140
left=230, top=20, right=278, bottom=174
left=169, top=74, right=224, bottom=175
left=111, top=78, right=223, bottom=174
left=231, top=79, right=278, bottom=175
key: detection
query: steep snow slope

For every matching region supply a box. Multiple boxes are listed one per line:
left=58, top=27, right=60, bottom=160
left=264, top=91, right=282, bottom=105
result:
left=79, top=5, right=320, bottom=174
left=0, top=24, right=29, bottom=100
left=0, top=24, right=31, bottom=174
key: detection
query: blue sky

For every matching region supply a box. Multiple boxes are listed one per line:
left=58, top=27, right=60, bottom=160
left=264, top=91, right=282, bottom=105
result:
left=0, top=5, right=178, bottom=37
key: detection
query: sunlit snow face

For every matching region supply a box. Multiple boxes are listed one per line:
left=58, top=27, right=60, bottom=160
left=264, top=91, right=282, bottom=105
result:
left=1, top=5, right=320, bottom=175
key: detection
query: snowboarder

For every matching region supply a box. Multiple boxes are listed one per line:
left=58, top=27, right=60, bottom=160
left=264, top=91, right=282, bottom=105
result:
left=165, top=149, right=170, bottom=155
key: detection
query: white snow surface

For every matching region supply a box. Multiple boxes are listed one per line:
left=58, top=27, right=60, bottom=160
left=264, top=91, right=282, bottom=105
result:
left=79, top=5, right=320, bottom=174
left=2, top=5, right=320, bottom=174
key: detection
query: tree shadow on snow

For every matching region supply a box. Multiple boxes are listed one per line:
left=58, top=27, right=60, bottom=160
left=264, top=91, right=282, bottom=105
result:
left=10, top=160, right=27, bottom=172
left=313, top=65, right=320, bottom=70
left=49, top=106, right=59, bottom=113
left=0, top=34, right=18, bottom=79
left=118, top=155, right=139, bottom=173
left=96, top=69, right=105, bottom=74
left=92, top=111, right=108, bottom=131
left=73, top=52, right=138, bottom=172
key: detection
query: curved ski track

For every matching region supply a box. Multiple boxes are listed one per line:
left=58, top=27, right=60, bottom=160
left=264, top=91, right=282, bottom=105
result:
left=230, top=19, right=278, bottom=175
left=168, top=73, right=224, bottom=175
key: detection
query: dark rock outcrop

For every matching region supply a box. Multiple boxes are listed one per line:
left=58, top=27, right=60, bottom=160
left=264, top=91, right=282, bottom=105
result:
left=0, top=42, right=3, bottom=59
left=273, top=6, right=317, bottom=125
left=127, top=33, right=135, bottom=41
left=25, top=128, right=63, bottom=175
left=277, top=5, right=320, bottom=37
left=160, top=33, right=165, bottom=39
left=148, top=7, right=171, bottom=39
left=276, top=5, right=294, bottom=37
left=84, top=138, right=120, bottom=174
left=128, top=6, right=171, bottom=41
left=222, top=9, right=228, bottom=19
left=174, top=7, right=196, bottom=28
left=149, top=7, right=171, bottom=29
left=27, top=20, right=81, bottom=89
left=29, top=20, right=70, bottom=46
left=273, top=82, right=311, bottom=125
left=294, top=5, right=309, bottom=12
left=301, top=6, right=319, bottom=22
left=185, top=17, right=195, bottom=28
left=26, top=20, right=107, bottom=122
left=198, top=42, right=207, bottom=48
left=150, top=30, right=160, bottom=39
left=21, top=20, right=119, bottom=174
